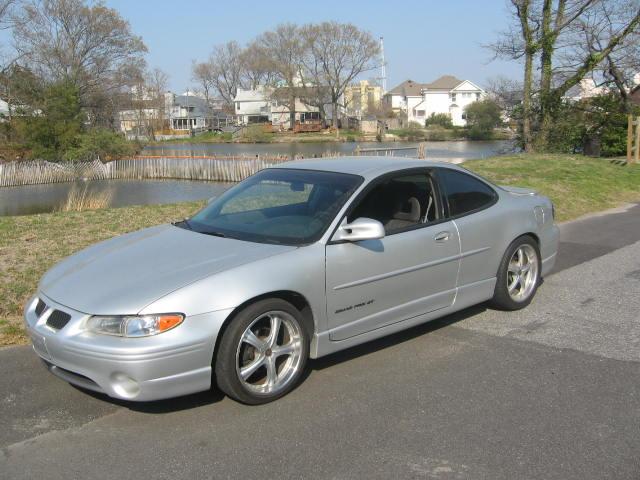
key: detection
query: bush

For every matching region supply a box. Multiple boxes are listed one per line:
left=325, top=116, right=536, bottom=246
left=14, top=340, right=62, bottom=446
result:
left=241, top=125, right=273, bottom=143
left=65, top=129, right=137, bottom=161
left=24, top=81, right=84, bottom=160
left=539, top=94, right=637, bottom=156
left=425, top=113, right=453, bottom=129
left=464, top=99, right=503, bottom=140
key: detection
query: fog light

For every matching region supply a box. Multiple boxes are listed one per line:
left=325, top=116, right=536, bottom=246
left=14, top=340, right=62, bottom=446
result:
left=110, top=372, right=140, bottom=398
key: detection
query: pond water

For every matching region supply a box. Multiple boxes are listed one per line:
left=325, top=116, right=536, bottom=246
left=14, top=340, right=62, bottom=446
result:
left=142, top=140, right=514, bottom=163
left=0, top=179, right=234, bottom=217
left=1, top=140, right=514, bottom=217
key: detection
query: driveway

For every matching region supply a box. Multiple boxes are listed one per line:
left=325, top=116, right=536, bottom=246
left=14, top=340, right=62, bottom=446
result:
left=1, top=203, right=639, bottom=479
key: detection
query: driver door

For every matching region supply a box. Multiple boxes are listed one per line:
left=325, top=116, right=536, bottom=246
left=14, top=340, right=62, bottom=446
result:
left=325, top=169, right=460, bottom=341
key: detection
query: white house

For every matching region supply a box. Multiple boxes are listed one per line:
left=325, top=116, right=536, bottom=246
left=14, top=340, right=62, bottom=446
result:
left=384, top=76, right=485, bottom=127
left=0, top=99, right=9, bottom=119
left=234, top=87, right=331, bottom=129
left=234, top=87, right=272, bottom=125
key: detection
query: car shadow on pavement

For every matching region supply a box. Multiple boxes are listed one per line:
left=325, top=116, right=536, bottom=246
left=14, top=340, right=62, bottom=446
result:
left=307, top=303, right=488, bottom=373
left=74, top=384, right=226, bottom=414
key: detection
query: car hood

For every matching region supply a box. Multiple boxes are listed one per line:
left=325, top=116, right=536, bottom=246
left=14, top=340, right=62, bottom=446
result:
left=40, top=224, right=295, bottom=315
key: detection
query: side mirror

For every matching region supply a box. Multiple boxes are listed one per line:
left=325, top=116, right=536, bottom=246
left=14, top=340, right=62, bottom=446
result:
left=333, top=217, right=385, bottom=242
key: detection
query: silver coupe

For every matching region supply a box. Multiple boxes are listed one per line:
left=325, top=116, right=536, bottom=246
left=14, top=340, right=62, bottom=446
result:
left=24, top=157, right=559, bottom=404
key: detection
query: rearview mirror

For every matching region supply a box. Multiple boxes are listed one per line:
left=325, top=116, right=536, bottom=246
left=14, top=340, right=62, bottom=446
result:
left=332, top=217, right=385, bottom=242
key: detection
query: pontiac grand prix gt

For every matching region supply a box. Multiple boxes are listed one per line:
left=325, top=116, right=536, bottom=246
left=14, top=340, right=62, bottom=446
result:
left=25, top=157, right=559, bottom=404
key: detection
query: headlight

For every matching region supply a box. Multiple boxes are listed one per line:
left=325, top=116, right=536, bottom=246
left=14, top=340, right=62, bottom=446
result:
left=86, top=314, right=184, bottom=337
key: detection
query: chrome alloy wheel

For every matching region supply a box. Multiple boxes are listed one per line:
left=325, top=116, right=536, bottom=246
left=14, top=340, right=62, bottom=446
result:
left=235, top=310, right=304, bottom=396
left=507, top=244, right=539, bottom=302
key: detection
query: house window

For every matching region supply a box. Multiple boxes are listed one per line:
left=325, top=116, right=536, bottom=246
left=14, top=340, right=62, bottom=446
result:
left=235, top=102, right=240, bottom=111
left=416, top=110, right=425, bottom=117
left=450, top=93, right=457, bottom=102
left=476, top=93, right=481, bottom=100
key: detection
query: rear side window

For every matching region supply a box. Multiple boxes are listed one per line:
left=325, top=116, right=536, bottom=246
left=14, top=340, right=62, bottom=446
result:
left=438, top=169, right=496, bottom=217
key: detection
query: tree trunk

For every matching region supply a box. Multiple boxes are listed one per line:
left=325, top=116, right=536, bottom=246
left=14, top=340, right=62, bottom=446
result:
left=289, top=95, right=296, bottom=130
left=332, top=100, right=339, bottom=129
left=515, top=0, right=535, bottom=153
left=522, top=48, right=534, bottom=152
left=537, top=0, right=557, bottom=151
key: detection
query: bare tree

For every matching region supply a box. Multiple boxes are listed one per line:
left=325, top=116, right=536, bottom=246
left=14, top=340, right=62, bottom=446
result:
left=486, top=75, right=524, bottom=117
left=0, top=0, right=19, bottom=72
left=240, top=41, right=276, bottom=90
left=300, top=21, right=380, bottom=128
left=192, top=41, right=244, bottom=109
left=191, top=60, right=215, bottom=108
left=561, top=0, right=640, bottom=112
left=255, top=24, right=306, bottom=129
left=487, top=0, right=538, bottom=150
left=12, top=0, right=147, bottom=111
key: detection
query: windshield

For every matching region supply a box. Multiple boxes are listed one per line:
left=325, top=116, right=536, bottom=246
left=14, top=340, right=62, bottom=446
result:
left=185, top=168, right=363, bottom=245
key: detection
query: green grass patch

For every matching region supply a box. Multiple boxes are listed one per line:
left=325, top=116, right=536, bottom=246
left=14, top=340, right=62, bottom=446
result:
left=466, top=154, right=640, bottom=222
left=0, top=201, right=203, bottom=347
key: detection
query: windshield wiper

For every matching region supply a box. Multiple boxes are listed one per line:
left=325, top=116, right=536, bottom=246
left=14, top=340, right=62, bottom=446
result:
left=173, top=218, right=192, bottom=230
left=201, top=230, right=226, bottom=238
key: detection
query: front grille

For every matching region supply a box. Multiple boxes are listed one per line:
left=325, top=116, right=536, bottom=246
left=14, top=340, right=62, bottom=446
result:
left=35, top=299, right=47, bottom=317
left=46, top=310, right=71, bottom=330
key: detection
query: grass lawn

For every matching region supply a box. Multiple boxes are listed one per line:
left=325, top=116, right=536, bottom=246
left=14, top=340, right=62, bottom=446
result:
left=1, top=154, right=638, bottom=347
left=0, top=201, right=203, bottom=346
left=466, top=154, right=640, bottom=222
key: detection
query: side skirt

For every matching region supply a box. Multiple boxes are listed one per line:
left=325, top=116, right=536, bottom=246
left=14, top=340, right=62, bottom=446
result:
left=310, top=277, right=496, bottom=359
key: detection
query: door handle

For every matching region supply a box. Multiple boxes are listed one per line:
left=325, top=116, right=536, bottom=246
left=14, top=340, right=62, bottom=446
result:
left=434, top=231, right=450, bottom=242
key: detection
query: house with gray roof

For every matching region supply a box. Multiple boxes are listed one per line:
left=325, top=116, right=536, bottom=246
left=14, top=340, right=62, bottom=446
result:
left=384, top=75, right=485, bottom=126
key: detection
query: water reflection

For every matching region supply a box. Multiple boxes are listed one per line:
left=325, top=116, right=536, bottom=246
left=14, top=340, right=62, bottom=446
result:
left=143, top=140, right=514, bottom=162
left=0, top=179, right=233, bottom=217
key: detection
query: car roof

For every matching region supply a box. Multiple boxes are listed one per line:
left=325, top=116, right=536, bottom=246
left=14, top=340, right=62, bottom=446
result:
left=271, top=156, right=463, bottom=180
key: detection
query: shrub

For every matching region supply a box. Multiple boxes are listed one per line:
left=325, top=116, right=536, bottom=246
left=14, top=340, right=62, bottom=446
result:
left=241, top=124, right=273, bottom=143
left=464, top=99, right=503, bottom=140
left=425, top=113, right=453, bottom=129
left=65, top=129, right=137, bottom=161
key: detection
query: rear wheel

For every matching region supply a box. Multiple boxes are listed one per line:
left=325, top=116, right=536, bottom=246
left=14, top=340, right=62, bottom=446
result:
left=490, top=236, right=540, bottom=310
left=215, top=299, right=309, bottom=404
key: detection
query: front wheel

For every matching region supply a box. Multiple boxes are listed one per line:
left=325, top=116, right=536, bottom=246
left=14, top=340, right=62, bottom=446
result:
left=490, top=236, right=541, bottom=311
left=214, top=299, right=309, bottom=404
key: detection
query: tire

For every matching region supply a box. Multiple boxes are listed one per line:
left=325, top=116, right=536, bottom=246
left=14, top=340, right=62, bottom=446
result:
left=490, top=235, right=541, bottom=311
left=214, top=298, right=309, bottom=405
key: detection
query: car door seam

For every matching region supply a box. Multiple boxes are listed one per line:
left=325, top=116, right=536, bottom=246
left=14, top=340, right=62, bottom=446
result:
left=452, top=219, right=463, bottom=305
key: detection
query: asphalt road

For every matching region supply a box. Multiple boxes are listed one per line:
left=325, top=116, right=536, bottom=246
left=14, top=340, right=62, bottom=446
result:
left=1, top=203, right=639, bottom=480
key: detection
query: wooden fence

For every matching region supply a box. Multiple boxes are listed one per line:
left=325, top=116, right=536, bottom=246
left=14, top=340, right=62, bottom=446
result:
left=0, top=159, right=110, bottom=187
left=628, top=115, right=640, bottom=164
left=0, top=155, right=291, bottom=187
left=0, top=147, right=427, bottom=188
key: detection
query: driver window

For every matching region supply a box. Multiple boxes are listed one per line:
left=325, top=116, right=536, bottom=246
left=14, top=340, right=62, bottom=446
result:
left=348, top=172, right=438, bottom=234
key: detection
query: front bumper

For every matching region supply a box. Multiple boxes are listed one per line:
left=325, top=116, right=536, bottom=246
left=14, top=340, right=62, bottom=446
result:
left=24, top=293, right=233, bottom=401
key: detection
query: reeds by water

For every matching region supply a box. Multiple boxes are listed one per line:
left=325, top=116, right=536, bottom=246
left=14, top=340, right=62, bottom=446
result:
left=57, top=183, right=114, bottom=212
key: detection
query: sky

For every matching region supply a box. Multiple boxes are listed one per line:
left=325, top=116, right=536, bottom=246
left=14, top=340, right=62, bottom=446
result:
left=102, top=0, right=522, bottom=92
left=9, top=0, right=523, bottom=93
